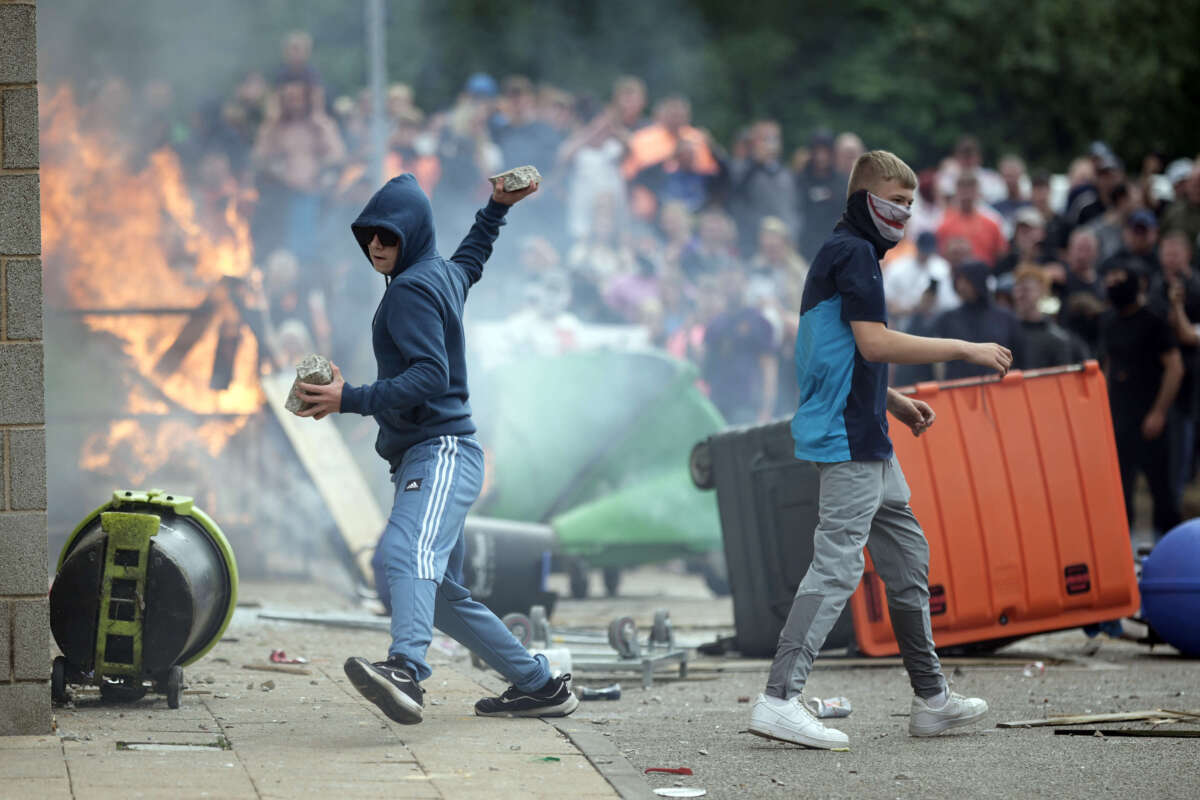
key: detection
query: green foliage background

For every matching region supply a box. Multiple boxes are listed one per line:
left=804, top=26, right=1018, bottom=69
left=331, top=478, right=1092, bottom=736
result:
left=40, top=0, right=1200, bottom=169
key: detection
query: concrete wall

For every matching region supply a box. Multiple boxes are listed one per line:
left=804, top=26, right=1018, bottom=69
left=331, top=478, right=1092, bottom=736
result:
left=0, top=0, right=49, bottom=735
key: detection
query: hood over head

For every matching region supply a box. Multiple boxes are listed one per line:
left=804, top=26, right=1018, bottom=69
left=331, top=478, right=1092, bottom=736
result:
left=351, top=174, right=438, bottom=278
left=956, top=260, right=993, bottom=305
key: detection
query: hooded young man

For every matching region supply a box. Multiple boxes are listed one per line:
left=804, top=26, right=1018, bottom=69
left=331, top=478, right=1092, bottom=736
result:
left=293, top=173, right=579, bottom=725
left=748, top=151, right=1012, bottom=750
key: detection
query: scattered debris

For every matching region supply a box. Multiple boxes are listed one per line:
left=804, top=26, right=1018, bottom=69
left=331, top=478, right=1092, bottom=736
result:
left=260, top=681, right=275, bottom=692
left=591, top=719, right=610, bottom=725
left=1022, top=661, right=1046, bottom=677
left=242, top=664, right=312, bottom=676
left=653, top=789, right=706, bottom=798
left=1055, top=728, right=1200, bottom=738
left=579, top=684, right=622, bottom=701
left=771, top=777, right=786, bottom=786
left=895, top=773, right=914, bottom=781
left=269, top=649, right=309, bottom=664
left=736, top=696, right=750, bottom=703
left=117, top=736, right=231, bottom=751
left=646, top=767, right=693, bottom=776
left=697, top=748, right=708, bottom=756
left=531, top=756, right=561, bottom=762
left=998, top=710, right=1194, bottom=728
left=805, top=696, right=852, bottom=719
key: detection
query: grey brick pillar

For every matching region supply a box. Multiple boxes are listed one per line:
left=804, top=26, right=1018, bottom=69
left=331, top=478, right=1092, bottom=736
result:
left=0, top=0, right=50, bottom=735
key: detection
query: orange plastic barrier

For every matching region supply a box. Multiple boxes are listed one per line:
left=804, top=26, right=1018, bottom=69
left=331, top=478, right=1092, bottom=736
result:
left=849, top=361, right=1140, bottom=656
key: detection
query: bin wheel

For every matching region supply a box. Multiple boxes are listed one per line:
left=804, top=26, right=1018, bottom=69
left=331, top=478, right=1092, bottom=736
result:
left=608, top=616, right=639, bottom=659
left=529, top=605, right=550, bottom=645
left=700, top=550, right=731, bottom=597
left=502, top=613, right=533, bottom=648
left=51, top=657, right=70, bottom=704
left=689, top=441, right=714, bottom=490
left=568, top=560, right=590, bottom=599
left=166, top=666, right=184, bottom=709
left=602, top=567, right=621, bottom=597
left=99, top=678, right=147, bottom=704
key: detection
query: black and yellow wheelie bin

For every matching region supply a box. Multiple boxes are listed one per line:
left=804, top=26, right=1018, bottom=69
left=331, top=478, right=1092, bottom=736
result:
left=49, top=489, right=238, bottom=708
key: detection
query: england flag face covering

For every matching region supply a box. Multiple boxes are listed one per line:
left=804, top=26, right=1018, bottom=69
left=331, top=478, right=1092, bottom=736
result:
left=865, top=191, right=911, bottom=242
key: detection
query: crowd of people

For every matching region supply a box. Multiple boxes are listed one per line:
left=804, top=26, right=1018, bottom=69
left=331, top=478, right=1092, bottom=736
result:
left=107, top=30, right=1200, bottom=538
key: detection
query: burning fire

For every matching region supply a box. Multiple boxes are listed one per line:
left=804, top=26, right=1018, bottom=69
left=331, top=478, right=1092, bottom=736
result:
left=40, top=85, right=264, bottom=466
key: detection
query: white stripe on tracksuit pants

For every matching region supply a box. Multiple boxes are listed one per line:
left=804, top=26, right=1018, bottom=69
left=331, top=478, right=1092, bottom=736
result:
left=370, top=434, right=550, bottom=690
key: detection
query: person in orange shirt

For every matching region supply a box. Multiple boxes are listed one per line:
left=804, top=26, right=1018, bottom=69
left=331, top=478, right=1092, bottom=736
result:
left=936, top=172, right=1006, bottom=267
left=623, top=96, right=720, bottom=219
left=385, top=108, right=441, bottom=197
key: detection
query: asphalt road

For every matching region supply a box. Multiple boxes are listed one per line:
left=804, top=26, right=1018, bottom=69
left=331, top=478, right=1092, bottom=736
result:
left=547, top=566, right=1200, bottom=800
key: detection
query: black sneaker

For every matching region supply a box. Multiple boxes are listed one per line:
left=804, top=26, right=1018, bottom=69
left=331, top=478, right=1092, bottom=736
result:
left=474, top=673, right=579, bottom=718
left=343, top=656, right=424, bottom=725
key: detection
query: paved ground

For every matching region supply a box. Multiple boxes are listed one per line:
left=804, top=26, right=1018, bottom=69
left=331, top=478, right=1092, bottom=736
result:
left=4, top=566, right=1198, bottom=799
left=1, top=582, right=621, bottom=800
left=549, top=567, right=1200, bottom=800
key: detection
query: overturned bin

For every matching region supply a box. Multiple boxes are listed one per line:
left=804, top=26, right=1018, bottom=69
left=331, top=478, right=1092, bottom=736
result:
left=49, top=489, right=238, bottom=708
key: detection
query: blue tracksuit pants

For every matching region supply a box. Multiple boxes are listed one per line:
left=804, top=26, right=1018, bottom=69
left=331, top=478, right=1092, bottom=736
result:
left=370, top=434, right=549, bottom=691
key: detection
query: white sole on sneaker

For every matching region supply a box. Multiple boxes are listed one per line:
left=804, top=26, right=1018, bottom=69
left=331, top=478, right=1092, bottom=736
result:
left=747, top=721, right=844, bottom=750
left=475, top=693, right=580, bottom=718
left=909, top=705, right=988, bottom=736
left=343, top=658, right=423, bottom=725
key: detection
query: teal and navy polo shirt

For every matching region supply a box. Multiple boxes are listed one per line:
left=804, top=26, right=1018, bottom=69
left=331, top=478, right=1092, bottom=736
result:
left=791, top=223, right=892, bottom=463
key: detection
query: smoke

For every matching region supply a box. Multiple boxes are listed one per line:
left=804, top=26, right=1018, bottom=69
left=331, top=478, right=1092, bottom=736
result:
left=38, top=0, right=727, bottom=590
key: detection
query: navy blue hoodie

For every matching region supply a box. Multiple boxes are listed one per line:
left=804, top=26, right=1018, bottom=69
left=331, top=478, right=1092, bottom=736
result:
left=340, top=174, right=509, bottom=471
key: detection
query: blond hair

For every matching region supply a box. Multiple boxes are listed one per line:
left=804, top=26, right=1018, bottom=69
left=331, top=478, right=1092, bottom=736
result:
left=847, top=150, right=917, bottom=198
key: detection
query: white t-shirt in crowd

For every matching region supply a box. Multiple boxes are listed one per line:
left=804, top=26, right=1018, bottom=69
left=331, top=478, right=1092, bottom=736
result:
left=883, top=252, right=960, bottom=319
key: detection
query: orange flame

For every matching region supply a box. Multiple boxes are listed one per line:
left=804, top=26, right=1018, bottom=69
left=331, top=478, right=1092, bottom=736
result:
left=41, top=85, right=263, bottom=463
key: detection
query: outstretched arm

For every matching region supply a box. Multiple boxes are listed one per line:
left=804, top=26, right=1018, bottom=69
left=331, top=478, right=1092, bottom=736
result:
left=449, top=179, right=539, bottom=287
left=849, top=320, right=1012, bottom=374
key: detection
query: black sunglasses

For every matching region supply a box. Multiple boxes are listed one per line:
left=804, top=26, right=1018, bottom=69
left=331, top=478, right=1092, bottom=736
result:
left=365, top=227, right=399, bottom=248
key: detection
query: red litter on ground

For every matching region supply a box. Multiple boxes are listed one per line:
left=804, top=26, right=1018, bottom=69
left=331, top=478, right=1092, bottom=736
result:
left=645, top=767, right=693, bottom=775
left=269, top=650, right=308, bottom=664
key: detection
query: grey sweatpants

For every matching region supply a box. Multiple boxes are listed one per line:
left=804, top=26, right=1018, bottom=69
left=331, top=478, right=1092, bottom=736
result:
left=765, top=455, right=946, bottom=700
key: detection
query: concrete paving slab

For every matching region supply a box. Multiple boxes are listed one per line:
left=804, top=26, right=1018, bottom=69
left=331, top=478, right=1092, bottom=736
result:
left=0, top=777, right=73, bottom=800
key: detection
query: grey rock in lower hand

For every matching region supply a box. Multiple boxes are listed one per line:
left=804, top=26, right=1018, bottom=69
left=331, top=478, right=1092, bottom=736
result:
left=285, top=353, right=333, bottom=413
left=489, top=165, right=542, bottom=191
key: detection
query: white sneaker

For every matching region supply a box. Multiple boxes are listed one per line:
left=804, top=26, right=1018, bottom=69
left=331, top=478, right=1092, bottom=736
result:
left=908, top=692, right=988, bottom=736
left=748, top=693, right=849, bottom=749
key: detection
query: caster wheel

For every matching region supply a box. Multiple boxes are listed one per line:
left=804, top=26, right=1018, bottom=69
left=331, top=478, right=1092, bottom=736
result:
left=502, top=613, right=533, bottom=648
left=602, top=567, right=621, bottom=597
left=568, top=560, right=589, bottom=599
left=650, top=609, right=673, bottom=648
left=166, top=666, right=183, bottom=709
left=529, top=605, right=550, bottom=645
left=607, top=616, right=639, bottom=658
left=51, top=657, right=70, bottom=704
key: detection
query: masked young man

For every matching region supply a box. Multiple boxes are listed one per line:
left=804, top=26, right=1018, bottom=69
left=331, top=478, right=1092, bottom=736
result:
left=293, top=173, right=579, bottom=725
left=748, top=151, right=1013, bottom=749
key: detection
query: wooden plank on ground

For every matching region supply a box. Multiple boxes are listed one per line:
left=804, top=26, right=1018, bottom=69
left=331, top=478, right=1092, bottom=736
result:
left=1054, top=728, right=1200, bottom=738
left=998, top=710, right=1192, bottom=728
left=261, top=372, right=385, bottom=584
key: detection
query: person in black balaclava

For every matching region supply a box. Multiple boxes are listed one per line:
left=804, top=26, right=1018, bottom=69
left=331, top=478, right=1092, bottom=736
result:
left=1098, top=260, right=1184, bottom=539
left=932, top=261, right=1026, bottom=379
